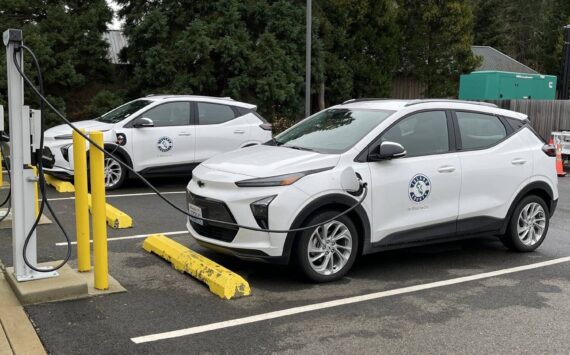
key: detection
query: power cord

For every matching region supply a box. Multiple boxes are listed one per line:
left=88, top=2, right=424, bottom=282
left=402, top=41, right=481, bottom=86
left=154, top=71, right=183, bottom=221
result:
left=0, top=143, right=11, bottom=223
left=12, top=45, right=368, bottom=238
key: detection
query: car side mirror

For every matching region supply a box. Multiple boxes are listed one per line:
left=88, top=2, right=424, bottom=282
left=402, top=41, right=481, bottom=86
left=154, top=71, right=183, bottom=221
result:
left=369, top=141, right=407, bottom=161
left=133, top=117, right=154, bottom=128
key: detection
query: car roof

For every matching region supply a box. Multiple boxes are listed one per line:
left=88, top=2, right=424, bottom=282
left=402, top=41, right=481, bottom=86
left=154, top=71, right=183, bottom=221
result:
left=336, top=99, right=527, bottom=120
left=143, top=94, right=257, bottom=110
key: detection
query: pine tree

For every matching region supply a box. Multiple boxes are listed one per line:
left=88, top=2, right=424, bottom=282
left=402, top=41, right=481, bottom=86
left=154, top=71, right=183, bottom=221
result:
left=0, top=0, right=114, bottom=125
left=398, top=0, right=481, bottom=97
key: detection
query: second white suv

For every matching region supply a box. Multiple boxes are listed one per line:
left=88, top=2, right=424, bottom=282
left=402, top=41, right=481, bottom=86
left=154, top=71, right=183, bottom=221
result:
left=43, top=95, right=272, bottom=189
left=186, top=99, right=559, bottom=282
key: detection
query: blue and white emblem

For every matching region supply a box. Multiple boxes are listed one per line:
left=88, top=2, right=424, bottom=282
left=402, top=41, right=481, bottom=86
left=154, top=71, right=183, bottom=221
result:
left=409, top=174, right=431, bottom=203
left=157, top=136, right=173, bottom=153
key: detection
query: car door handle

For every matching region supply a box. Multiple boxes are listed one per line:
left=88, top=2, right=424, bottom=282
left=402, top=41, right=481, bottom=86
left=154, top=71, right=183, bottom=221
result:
left=437, top=166, right=456, bottom=173
left=233, top=129, right=245, bottom=134
left=178, top=132, right=192, bottom=136
left=511, top=158, right=527, bottom=165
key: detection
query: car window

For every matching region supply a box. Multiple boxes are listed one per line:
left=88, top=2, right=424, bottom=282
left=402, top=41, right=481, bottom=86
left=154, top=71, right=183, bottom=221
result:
left=456, top=112, right=507, bottom=150
left=96, top=99, right=152, bottom=123
left=273, top=109, right=394, bottom=154
left=142, top=102, right=190, bottom=127
left=198, top=102, right=236, bottom=125
left=381, top=111, right=449, bottom=157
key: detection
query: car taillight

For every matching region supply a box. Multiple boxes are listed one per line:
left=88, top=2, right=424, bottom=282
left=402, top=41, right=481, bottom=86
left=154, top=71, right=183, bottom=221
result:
left=542, top=144, right=557, bottom=157
left=259, top=123, right=272, bottom=131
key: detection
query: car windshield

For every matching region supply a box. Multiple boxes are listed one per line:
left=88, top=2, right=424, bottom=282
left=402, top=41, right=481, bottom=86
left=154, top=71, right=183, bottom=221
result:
left=96, top=100, right=152, bottom=123
left=271, top=108, right=394, bottom=154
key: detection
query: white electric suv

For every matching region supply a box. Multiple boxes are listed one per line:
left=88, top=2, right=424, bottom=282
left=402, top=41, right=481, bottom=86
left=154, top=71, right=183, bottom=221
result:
left=43, top=95, right=272, bottom=189
left=186, top=99, right=559, bottom=282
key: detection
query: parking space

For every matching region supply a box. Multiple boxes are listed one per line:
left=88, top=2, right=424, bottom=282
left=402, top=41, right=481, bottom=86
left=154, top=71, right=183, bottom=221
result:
left=0, top=177, right=569, bottom=354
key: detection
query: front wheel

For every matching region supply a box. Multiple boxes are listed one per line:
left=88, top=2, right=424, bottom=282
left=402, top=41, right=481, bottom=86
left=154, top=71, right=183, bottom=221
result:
left=104, top=156, right=126, bottom=190
left=295, top=211, right=359, bottom=282
left=501, top=195, right=549, bottom=252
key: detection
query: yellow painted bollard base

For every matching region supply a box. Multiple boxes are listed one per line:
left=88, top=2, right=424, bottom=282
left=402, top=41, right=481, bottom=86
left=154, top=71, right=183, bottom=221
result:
left=44, top=174, right=75, bottom=193
left=143, top=234, right=251, bottom=300
left=86, top=194, right=133, bottom=229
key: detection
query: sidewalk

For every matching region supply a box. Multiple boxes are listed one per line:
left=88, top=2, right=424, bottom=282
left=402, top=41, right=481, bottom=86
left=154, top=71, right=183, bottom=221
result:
left=0, top=267, right=46, bottom=355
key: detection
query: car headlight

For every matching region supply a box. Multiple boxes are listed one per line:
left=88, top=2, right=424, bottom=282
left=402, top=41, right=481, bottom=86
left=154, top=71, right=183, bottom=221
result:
left=250, top=195, right=276, bottom=229
left=54, top=134, right=72, bottom=140
left=235, top=167, right=332, bottom=187
left=60, top=143, right=72, bottom=162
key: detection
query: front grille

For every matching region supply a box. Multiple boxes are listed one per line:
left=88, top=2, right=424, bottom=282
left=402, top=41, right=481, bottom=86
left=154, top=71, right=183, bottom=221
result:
left=187, top=192, right=238, bottom=242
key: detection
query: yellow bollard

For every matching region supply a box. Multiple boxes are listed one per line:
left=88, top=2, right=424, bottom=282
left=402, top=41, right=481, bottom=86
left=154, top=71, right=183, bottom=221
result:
left=89, top=131, right=108, bottom=290
left=73, top=130, right=91, bottom=272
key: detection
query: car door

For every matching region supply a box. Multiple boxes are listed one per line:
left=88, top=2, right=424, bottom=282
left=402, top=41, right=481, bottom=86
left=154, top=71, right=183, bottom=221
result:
left=367, top=110, right=462, bottom=245
left=193, top=102, right=252, bottom=162
left=129, top=101, right=195, bottom=172
left=454, top=111, right=532, bottom=231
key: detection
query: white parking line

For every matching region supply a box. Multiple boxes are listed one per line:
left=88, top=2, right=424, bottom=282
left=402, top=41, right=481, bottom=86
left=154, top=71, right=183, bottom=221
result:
left=55, top=230, right=188, bottom=246
left=48, top=191, right=185, bottom=201
left=131, top=256, right=570, bottom=344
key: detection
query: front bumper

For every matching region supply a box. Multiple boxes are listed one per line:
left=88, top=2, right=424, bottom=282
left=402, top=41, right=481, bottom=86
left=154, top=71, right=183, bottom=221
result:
left=43, top=141, right=74, bottom=178
left=189, top=224, right=290, bottom=264
left=185, top=165, right=310, bottom=260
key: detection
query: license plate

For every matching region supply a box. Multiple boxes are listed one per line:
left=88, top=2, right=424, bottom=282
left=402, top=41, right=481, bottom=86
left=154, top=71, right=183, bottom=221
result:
left=188, top=203, right=204, bottom=226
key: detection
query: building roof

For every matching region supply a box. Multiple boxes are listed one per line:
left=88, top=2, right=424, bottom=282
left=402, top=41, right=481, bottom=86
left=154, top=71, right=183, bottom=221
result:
left=471, top=46, right=538, bottom=74
left=102, top=30, right=128, bottom=64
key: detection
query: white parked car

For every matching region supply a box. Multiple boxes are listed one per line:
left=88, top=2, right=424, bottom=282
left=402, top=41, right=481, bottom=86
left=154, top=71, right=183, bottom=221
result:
left=44, top=95, right=272, bottom=189
left=186, top=99, right=559, bottom=282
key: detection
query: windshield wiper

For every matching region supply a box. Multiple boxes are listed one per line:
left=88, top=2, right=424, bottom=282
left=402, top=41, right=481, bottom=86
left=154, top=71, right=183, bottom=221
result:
left=284, top=145, right=316, bottom=152
left=266, top=138, right=284, bottom=146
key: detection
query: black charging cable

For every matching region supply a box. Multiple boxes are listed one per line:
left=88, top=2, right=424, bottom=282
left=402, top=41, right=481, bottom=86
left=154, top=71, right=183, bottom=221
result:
left=0, top=143, right=11, bottom=223
left=12, top=45, right=368, bottom=237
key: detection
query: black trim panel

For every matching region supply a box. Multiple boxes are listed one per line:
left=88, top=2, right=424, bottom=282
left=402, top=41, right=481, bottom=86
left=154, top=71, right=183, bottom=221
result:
left=282, top=193, right=371, bottom=264
left=375, top=220, right=457, bottom=247
left=195, top=240, right=289, bottom=264
left=139, top=163, right=198, bottom=177
left=368, top=216, right=503, bottom=254
left=500, top=181, right=554, bottom=234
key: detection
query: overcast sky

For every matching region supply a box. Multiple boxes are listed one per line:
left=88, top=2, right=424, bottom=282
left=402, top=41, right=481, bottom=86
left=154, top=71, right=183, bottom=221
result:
left=106, top=0, right=123, bottom=30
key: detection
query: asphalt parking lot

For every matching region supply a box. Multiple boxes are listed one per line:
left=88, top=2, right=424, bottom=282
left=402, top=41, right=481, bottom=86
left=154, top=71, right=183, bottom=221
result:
left=1, top=175, right=570, bottom=354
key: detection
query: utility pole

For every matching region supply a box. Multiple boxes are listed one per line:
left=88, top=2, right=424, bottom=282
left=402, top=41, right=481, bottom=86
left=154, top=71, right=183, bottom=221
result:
left=562, top=25, right=570, bottom=100
left=305, top=0, right=312, bottom=117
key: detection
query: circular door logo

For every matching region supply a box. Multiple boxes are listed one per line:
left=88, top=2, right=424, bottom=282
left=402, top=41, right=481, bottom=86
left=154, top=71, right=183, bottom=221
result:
left=157, top=137, right=173, bottom=152
left=409, top=174, right=431, bottom=203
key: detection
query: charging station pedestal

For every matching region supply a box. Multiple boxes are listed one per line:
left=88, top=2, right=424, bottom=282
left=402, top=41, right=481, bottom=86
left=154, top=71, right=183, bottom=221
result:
left=3, top=29, right=58, bottom=282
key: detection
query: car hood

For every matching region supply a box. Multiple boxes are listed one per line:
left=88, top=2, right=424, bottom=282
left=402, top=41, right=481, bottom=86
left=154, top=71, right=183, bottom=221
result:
left=201, top=145, right=341, bottom=178
left=44, top=120, right=114, bottom=138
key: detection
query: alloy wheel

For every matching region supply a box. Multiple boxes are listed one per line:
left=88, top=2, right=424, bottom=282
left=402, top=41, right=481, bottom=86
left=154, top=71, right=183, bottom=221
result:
left=104, top=157, right=122, bottom=188
left=516, top=202, right=546, bottom=246
left=307, top=220, right=353, bottom=276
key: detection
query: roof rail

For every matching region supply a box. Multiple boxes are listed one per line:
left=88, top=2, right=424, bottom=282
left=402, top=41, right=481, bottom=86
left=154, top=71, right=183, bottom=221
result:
left=342, top=98, right=391, bottom=104
left=145, top=94, right=234, bottom=101
left=404, top=99, right=498, bottom=108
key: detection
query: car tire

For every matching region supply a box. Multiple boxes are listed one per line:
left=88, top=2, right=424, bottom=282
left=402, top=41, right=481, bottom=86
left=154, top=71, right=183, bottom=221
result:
left=104, top=155, right=126, bottom=190
left=294, top=210, right=359, bottom=283
left=500, top=195, right=549, bottom=252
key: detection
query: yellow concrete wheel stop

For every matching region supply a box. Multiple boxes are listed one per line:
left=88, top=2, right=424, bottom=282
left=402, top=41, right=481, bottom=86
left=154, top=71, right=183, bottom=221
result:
left=143, top=234, right=251, bottom=300
left=44, top=174, right=75, bottom=193
left=87, top=194, right=133, bottom=229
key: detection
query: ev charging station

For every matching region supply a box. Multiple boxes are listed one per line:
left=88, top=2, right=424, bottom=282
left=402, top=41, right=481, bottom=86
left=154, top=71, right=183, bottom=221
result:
left=3, top=29, right=58, bottom=282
